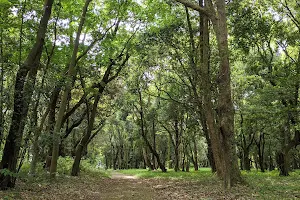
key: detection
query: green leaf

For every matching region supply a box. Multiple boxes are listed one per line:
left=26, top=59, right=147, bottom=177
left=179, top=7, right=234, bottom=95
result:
left=0, top=0, right=11, bottom=6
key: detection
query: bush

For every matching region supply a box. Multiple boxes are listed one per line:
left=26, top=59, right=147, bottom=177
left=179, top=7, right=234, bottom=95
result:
left=57, top=156, right=74, bottom=175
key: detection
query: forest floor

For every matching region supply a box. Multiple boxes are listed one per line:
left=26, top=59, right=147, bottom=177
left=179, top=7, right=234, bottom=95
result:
left=0, top=169, right=299, bottom=200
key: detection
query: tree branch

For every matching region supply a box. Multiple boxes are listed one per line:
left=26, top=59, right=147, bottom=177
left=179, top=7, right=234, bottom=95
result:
left=174, top=0, right=214, bottom=19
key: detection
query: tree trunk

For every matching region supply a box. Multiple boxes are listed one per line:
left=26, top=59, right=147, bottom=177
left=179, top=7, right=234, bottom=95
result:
left=202, top=118, right=216, bottom=172
left=176, top=0, right=242, bottom=188
left=173, top=145, right=179, bottom=172
left=276, top=151, right=289, bottom=176
left=174, top=119, right=180, bottom=172
left=141, top=133, right=166, bottom=172
left=71, top=92, right=100, bottom=176
left=185, top=6, right=215, bottom=173
left=243, top=149, right=251, bottom=171
left=186, top=158, right=190, bottom=172
left=255, top=132, right=265, bottom=172
left=70, top=49, right=125, bottom=175
left=167, top=136, right=172, bottom=169
left=152, top=120, right=157, bottom=169
left=113, top=148, right=119, bottom=170
left=213, top=0, right=242, bottom=187
left=202, top=0, right=241, bottom=187
left=29, top=107, right=49, bottom=175
left=43, top=86, right=60, bottom=169
left=50, top=0, right=92, bottom=178
left=0, top=30, right=4, bottom=148
left=138, top=90, right=166, bottom=172
left=192, top=133, right=199, bottom=171
left=198, top=0, right=224, bottom=178
left=0, top=0, right=54, bottom=189
left=142, top=146, right=154, bottom=170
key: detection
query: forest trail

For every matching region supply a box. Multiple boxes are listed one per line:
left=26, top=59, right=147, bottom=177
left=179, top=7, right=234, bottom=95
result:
left=0, top=173, right=255, bottom=200
left=110, top=171, right=138, bottom=180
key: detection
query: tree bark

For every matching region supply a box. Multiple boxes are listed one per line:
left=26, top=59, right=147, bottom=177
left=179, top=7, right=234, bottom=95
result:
left=174, top=119, right=180, bottom=172
left=192, top=133, right=199, bottom=171
left=276, top=151, right=289, bottom=176
left=152, top=119, right=157, bottom=169
left=0, top=0, right=54, bottom=189
left=243, top=149, right=251, bottom=171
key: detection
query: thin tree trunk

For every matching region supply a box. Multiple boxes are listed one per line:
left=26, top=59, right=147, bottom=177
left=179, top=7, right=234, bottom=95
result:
left=71, top=50, right=128, bottom=175
left=255, top=132, right=265, bottom=172
left=243, top=148, right=251, bottom=171
left=29, top=17, right=58, bottom=173
left=201, top=115, right=216, bottom=172
left=113, top=148, right=119, bottom=170
left=71, top=92, right=100, bottom=176
left=174, top=145, right=179, bottom=172
left=0, top=29, right=4, bottom=148
left=29, top=107, right=50, bottom=175
left=167, top=135, right=172, bottom=169
left=152, top=119, right=157, bottom=169
left=174, top=119, right=180, bottom=172
left=162, top=122, right=180, bottom=172
left=268, top=141, right=275, bottom=171
left=50, top=0, right=92, bottom=178
left=142, top=147, right=153, bottom=170
left=192, top=133, right=199, bottom=171
left=137, top=90, right=166, bottom=172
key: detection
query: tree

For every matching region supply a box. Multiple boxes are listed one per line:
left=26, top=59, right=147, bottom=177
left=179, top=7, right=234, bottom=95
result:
left=175, top=0, right=242, bottom=187
left=49, top=0, right=92, bottom=178
left=0, top=0, right=54, bottom=189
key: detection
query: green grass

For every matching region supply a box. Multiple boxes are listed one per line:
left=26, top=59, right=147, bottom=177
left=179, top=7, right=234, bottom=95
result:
left=115, top=168, right=300, bottom=199
left=242, top=170, right=300, bottom=199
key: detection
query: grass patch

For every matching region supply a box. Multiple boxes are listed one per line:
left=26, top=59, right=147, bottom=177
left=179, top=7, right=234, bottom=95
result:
left=116, top=168, right=300, bottom=199
left=243, top=170, right=300, bottom=199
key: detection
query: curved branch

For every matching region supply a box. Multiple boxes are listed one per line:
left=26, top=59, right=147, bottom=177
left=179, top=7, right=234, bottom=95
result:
left=174, top=0, right=215, bottom=19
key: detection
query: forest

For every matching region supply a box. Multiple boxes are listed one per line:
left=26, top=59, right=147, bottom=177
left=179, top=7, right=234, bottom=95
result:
left=0, top=0, right=299, bottom=199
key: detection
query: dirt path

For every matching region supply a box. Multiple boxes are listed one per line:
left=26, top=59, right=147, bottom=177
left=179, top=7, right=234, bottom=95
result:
left=110, top=171, right=138, bottom=180
left=96, top=172, right=156, bottom=200
left=0, top=173, right=255, bottom=200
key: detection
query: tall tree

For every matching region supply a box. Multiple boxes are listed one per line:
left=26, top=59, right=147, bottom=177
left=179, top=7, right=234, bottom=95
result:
left=0, top=0, right=54, bottom=189
left=49, top=0, right=92, bottom=178
left=175, top=0, right=242, bottom=187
